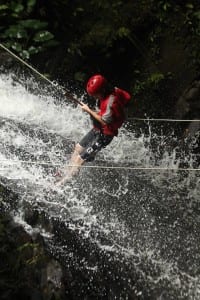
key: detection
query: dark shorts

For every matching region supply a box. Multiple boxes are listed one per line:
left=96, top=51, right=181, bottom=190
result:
left=79, top=128, right=113, bottom=161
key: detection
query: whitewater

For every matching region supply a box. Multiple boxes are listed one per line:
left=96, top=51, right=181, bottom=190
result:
left=0, top=71, right=200, bottom=299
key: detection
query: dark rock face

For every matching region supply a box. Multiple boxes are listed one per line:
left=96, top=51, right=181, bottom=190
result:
left=0, top=187, right=66, bottom=300
left=0, top=218, right=67, bottom=300
left=175, top=77, right=200, bottom=120
left=174, top=78, right=200, bottom=155
left=0, top=186, right=140, bottom=300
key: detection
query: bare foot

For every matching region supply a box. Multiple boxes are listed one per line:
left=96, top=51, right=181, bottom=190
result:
left=54, top=173, right=72, bottom=186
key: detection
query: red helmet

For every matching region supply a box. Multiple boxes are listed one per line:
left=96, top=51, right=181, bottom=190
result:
left=86, top=74, right=107, bottom=96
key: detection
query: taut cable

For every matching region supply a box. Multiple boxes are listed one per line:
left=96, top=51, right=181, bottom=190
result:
left=0, top=159, right=199, bottom=171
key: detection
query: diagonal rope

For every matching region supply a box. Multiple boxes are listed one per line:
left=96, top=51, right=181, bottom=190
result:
left=0, top=43, right=57, bottom=87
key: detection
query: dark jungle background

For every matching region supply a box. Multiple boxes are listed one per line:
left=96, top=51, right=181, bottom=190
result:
left=1, top=0, right=200, bottom=118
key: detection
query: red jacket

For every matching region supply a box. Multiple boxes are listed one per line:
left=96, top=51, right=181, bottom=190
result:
left=94, top=87, right=131, bottom=136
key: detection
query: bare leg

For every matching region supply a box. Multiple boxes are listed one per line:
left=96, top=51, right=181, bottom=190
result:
left=68, top=151, right=85, bottom=176
left=69, top=143, right=84, bottom=165
left=55, top=143, right=85, bottom=186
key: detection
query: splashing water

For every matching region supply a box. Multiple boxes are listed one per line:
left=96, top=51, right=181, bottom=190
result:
left=0, top=72, right=200, bottom=299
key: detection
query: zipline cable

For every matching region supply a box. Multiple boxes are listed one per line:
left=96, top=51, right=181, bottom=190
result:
left=1, top=43, right=199, bottom=123
left=127, top=117, right=200, bottom=122
left=0, top=159, right=199, bottom=171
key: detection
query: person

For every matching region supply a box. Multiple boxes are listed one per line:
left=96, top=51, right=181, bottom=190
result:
left=55, top=74, right=131, bottom=186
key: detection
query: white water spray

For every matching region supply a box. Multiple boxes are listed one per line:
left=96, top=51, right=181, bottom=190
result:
left=0, top=72, right=200, bottom=299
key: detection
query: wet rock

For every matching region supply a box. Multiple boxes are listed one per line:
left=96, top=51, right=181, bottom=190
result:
left=23, top=202, right=54, bottom=234
left=41, top=260, right=65, bottom=299
left=0, top=208, right=67, bottom=300
left=175, top=77, right=200, bottom=118
left=175, top=77, right=200, bottom=137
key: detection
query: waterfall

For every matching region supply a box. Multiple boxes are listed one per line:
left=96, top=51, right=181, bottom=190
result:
left=0, top=72, right=200, bottom=299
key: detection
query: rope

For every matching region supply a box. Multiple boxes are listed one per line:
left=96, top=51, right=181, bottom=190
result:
left=0, top=159, right=199, bottom=171
left=127, top=117, right=200, bottom=122
left=58, top=165, right=200, bottom=171
left=0, top=43, right=58, bottom=88
left=1, top=43, right=200, bottom=124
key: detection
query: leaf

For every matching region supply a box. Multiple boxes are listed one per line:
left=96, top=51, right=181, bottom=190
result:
left=76, top=7, right=84, bottom=12
left=117, top=27, right=130, bottom=38
left=193, top=11, right=200, bottom=20
left=3, top=26, right=28, bottom=39
left=20, top=50, right=30, bottom=60
left=10, top=3, right=24, bottom=13
left=30, top=45, right=43, bottom=53
left=0, top=5, right=8, bottom=11
left=11, top=42, right=22, bottom=52
left=148, top=72, right=164, bottom=85
left=27, top=45, right=40, bottom=54
left=27, top=45, right=44, bottom=55
left=33, top=31, right=54, bottom=42
left=3, top=42, right=13, bottom=49
left=18, top=19, right=48, bottom=30
left=27, top=0, right=36, bottom=13
left=185, top=3, right=194, bottom=9
left=73, top=7, right=84, bottom=16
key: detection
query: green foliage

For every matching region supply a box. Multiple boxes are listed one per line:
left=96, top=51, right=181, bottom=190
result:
left=0, top=0, right=59, bottom=60
left=33, top=30, right=54, bottom=42
left=17, top=242, right=43, bottom=265
left=1, top=0, right=200, bottom=92
left=134, top=72, right=165, bottom=95
left=147, top=1, right=200, bottom=70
